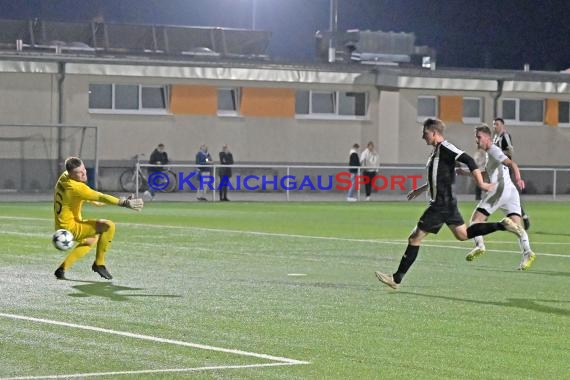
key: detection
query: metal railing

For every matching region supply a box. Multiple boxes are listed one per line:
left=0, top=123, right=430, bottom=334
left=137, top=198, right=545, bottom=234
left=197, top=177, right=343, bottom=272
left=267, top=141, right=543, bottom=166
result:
left=135, top=163, right=570, bottom=201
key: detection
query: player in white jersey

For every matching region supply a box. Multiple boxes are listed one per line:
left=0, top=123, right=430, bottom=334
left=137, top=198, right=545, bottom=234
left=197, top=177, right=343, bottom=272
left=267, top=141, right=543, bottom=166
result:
left=463, top=125, right=536, bottom=270
left=493, top=117, right=530, bottom=230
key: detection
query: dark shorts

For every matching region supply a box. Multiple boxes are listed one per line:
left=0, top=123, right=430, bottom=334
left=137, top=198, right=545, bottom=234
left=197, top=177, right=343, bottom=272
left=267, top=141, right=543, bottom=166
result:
left=417, top=202, right=465, bottom=234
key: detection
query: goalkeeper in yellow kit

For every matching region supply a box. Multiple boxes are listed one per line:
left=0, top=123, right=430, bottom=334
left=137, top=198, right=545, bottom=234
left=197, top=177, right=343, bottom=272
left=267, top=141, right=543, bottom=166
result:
left=53, top=157, right=143, bottom=280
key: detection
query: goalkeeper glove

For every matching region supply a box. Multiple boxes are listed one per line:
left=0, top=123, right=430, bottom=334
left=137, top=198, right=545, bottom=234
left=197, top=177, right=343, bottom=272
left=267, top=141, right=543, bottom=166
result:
left=118, top=195, right=144, bottom=211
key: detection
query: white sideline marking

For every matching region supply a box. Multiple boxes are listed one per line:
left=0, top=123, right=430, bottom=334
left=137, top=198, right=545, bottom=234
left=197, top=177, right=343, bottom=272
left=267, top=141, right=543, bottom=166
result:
left=0, top=363, right=297, bottom=380
left=0, top=313, right=309, bottom=366
left=0, top=215, right=569, bottom=258
left=287, top=273, right=307, bottom=276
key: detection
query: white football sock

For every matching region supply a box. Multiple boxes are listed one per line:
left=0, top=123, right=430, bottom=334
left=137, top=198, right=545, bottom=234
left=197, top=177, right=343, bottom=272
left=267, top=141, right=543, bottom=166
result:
left=474, top=235, right=485, bottom=249
left=519, top=230, right=531, bottom=253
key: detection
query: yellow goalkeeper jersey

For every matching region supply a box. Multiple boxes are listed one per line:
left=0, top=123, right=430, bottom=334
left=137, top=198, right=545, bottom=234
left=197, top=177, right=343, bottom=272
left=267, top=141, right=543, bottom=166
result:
left=54, top=171, right=119, bottom=228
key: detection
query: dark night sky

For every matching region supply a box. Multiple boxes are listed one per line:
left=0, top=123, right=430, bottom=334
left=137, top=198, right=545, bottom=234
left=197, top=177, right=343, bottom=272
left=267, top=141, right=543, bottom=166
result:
left=1, top=0, right=570, bottom=71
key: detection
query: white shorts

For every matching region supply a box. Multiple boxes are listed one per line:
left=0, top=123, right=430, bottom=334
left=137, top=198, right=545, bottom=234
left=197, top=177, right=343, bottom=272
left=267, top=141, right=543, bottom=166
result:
left=477, top=183, right=521, bottom=216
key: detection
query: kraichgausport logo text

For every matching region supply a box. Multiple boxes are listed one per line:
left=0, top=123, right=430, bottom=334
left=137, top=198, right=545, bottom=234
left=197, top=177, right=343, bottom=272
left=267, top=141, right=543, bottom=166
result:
left=147, top=171, right=423, bottom=192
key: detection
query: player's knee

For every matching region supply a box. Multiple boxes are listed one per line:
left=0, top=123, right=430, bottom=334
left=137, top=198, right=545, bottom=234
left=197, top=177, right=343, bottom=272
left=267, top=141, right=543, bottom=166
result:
left=96, top=219, right=116, bottom=234
left=84, top=236, right=99, bottom=246
left=104, top=220, right=116, bottom=235
left=407, top=229, right=422, bottom=245
left=455, top=230, right=469, bottom=241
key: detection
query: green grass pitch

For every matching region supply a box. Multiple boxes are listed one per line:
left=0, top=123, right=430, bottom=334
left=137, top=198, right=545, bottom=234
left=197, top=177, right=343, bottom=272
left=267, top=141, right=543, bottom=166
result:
left=0, top=201, right=568, bottom=379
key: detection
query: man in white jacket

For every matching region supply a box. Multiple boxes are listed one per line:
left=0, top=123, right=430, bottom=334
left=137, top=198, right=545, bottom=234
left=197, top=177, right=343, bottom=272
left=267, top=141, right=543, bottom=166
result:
left=360, top=141, right=380, bottom=201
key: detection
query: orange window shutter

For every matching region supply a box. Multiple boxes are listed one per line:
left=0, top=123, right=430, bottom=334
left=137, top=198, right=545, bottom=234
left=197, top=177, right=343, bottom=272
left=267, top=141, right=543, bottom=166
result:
left=545, top=98, right=558, bottom=127
left=241, top=88, right=295, bottom=118
left=170, top=85, right=217, bottom=115
left=438, top=96, right=463, bottom=123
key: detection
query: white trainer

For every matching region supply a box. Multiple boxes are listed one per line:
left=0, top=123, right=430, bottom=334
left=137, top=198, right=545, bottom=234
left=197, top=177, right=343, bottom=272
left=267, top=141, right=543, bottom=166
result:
left=518, top=251, right=536, bottom=271
left=465, top=246, right=486, bottom=262
left=375, top=271, right=399, bottom=289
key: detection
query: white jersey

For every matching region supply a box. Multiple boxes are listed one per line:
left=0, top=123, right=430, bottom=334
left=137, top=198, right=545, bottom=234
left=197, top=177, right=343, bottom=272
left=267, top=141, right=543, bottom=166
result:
left=485, top=144, right=512, bottom=188
left=477, top=144, right=521, bottom=216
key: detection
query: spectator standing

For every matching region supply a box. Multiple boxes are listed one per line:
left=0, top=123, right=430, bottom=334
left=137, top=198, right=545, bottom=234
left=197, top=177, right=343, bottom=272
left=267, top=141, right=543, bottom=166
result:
left=196, top=144, right=212, bottom=201
left=218, top=144, right=234, bottom=201
left=144, top=143, right=169, bottom=201
left=346, top=143, right=360, bottom=201
left=360, top=141, right=380, bottom=201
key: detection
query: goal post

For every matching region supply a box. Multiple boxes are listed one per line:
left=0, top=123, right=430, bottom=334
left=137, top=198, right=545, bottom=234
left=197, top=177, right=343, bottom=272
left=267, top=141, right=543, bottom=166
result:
left=0, top=123, right=99, bottom=193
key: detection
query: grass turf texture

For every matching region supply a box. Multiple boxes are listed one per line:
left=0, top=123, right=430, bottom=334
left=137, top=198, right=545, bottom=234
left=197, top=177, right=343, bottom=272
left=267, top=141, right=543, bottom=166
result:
left=0, top=201, right=568, bottom=379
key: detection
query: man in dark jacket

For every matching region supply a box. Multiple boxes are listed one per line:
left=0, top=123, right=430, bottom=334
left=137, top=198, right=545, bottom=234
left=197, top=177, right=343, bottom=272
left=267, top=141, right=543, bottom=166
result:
left=196, top=144, right=212, bottom=201
left=347, top=143, right=360, bottom=201
left=218, top=144, right=234, bottom=201
left=144, top=143, right=169, bottom=200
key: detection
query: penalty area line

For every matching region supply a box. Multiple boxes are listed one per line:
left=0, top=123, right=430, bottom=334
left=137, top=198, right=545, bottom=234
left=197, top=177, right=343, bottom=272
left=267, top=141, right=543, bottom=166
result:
left=0, top=313, right=310, bottom=367
left=0, top=363, right=300, bottom=380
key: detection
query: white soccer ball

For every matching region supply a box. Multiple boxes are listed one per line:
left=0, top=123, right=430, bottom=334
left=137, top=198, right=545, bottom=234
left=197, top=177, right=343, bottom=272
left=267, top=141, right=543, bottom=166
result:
left=52, top=229, right=75, bottom=251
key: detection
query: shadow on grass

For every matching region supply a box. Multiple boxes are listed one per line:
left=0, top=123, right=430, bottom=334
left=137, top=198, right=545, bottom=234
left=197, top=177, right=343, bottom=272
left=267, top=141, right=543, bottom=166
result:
left=521, top=270, right=570, bottom=278
left=66, top=281, right=182, bottom=301
left=532, top=230, right=570, bottom=237
left=474, top=267, right=570, bottom=278
left=399, top=291, right=569, bottom=317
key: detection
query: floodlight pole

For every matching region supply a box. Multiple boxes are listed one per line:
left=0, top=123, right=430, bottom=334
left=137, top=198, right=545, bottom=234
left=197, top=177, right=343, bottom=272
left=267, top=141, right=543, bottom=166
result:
left=252, top=0, right=257, bottom=30
left=328, top=0, right=338, bottom=63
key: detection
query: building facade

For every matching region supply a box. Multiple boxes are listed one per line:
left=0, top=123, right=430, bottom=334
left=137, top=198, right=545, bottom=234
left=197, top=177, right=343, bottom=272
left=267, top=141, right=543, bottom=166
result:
left=1, top=22, right=569, bottom=192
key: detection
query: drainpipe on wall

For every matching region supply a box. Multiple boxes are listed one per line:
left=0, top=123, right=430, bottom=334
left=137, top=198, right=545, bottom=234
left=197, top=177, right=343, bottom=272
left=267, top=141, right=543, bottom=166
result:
left=328, top=0, right=338, bottom=63
left=56, top=62, right=66, bottom=174
left=493, top=79, right=503, bottom=119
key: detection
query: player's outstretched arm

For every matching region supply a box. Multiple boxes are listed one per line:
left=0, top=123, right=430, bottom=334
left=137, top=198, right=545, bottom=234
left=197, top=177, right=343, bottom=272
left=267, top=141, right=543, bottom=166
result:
left=502, top=158, right=525, bottom=190
left=118, top=195, right=144, bottom=211
left=471, top=169, right=495, bottom=192
left=407, top=183, right=428, bottom=200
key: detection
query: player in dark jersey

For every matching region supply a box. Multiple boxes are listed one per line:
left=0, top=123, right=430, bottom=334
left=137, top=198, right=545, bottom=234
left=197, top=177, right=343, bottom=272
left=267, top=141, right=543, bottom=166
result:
left=375, top=118, right=524, bottom=289
left=493, top=117, right=530, bottom=230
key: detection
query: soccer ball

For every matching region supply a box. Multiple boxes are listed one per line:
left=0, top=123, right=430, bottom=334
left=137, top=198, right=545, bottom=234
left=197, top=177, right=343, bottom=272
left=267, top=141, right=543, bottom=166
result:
left=52, top=229, right=75, bottom=251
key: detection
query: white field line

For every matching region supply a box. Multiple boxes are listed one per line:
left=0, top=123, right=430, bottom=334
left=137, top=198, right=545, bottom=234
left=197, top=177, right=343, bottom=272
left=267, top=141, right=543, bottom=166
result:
left=0, top=363, right=298, bottom=380
left=0, top=216, right=568, bottom=258
left=0, top=231, right=47, bottom=237
left=0, top=313, right=309, bottom=366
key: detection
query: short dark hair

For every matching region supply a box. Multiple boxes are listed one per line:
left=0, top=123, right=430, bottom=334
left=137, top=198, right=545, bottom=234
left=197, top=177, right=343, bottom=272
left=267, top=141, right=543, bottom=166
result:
left=65, top=157, right=83, bottom=172
left=423, top=118, right=445, bottom=134
left=493, top=117, right=505, bottom=124
left=475, top=124, right=492, bottom=136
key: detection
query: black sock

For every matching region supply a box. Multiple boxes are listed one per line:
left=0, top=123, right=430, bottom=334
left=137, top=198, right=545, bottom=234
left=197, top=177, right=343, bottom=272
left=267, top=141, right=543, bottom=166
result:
left=393, top=245, right=419, bottom=284
left=467, top=222, right=504, bottom=239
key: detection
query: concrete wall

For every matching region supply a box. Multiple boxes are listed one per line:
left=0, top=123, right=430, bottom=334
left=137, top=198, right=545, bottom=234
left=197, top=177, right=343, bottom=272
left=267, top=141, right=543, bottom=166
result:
left=63, top=74, right=378, bottom=166
left=0, top=73, right=56, bottom=124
